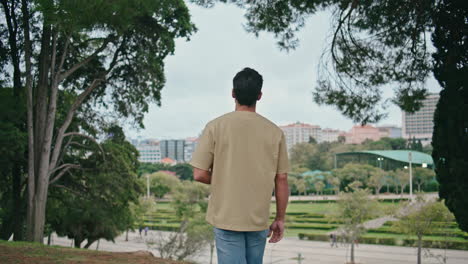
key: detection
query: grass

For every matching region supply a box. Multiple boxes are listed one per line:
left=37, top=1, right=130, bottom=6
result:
left=0, top=240, right=187, bottom=264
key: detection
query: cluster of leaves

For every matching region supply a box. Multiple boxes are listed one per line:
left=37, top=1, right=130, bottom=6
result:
left=395, top=196, right=455, bottom=264
left=139, top=162, right=193, bottom=181
left=46, top=136, right=143, bottom=248
left=145, top=180, right=212, bottom=261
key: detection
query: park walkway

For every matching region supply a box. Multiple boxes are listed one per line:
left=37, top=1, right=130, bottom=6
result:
left=46, top=231, right=468, bottom=264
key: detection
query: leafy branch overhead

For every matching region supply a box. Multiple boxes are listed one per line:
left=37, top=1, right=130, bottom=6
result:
left=193, top=0, right=434, bottom=123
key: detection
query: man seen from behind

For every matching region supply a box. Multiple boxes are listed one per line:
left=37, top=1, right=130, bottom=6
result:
left=190, top=67, right=289, bottom=264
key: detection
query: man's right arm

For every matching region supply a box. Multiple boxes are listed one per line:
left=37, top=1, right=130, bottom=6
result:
left=269, top=172, right=289, bottom=243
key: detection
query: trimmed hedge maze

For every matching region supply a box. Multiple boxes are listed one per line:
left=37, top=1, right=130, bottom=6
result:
left=298, top=217, right=468, bottom=250
left=140, top=201, right=468, bottom=250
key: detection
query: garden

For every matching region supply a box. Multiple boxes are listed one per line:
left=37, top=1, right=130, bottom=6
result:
left=142, top=199, right=468, bottom=251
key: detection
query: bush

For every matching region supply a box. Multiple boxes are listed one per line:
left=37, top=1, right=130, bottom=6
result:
left=298, top=233, right=329, bottom=241
left=288, top=223, right=338, bottom=230
left=359, top=236, right=397, bottom=246
left=402, top=238, right=468, bottom=250
left=145, top=223, right=180, bottom=232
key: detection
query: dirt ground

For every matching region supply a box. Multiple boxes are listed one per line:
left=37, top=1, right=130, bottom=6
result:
left=0, top=241, right=187, bottom=264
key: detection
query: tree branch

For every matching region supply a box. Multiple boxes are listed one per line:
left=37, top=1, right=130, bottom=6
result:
left=63, top=132, right=104, bottom=155
left=48, top=77, right=105, bottom=172
left=50, top=29, right=58, bottom=85
left=49, top=164, right=81, bottom=185
left=56, top=34, right=70, bottom=81
left=58, top=35, right=115, bottom=83
left=50, top=183, right=83, bottom=196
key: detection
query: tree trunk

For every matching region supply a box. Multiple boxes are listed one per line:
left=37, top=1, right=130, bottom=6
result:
left=74, top=237, right=83, bottom=248
left=417, top=236, right=422, bottom=264
left=84, top=239, right=96, bottom=249
left=21, top=0, right=36, bottom=242
left=209, top=243, right=214, bottom=264
left=12, top=164, right=24, bottom=241
left=350, top=240, right=355, bottom=264
left=125, top=229, right=129, bottom=241
left=47, top=233, right=51, bottom=245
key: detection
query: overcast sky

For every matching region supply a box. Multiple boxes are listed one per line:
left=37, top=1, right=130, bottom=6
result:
left=125, top=3, right=441, bottom=140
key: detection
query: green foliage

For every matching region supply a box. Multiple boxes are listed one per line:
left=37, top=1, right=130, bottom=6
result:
left=148, top=171, right=181, bottom=199
left=413, top=168, right=435, bottom=192
left=199, top=0, right=434, bottom=122
left=171, top=181, right=210, bottom=219
left=332, top=163, right=377, bottom=190
left=47, top=138, right=142, bottom=248
left=334, top=189, right=380, bottom=240
left=431, top=0, right=468, bottom=233
left=395, top=199, right=454, bottom=239
left=138, top=162, right=193, bottom=180
left=0, top=88, right=27, bottom=240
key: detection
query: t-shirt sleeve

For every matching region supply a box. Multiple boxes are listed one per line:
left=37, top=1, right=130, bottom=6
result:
left=189, top=124, right=214, bottom=171
left=276, top=132, right=289, bottom=174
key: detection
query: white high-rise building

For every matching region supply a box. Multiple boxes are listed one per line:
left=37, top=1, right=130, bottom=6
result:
left=280, top=122, right=322, bottom=151
left=321, top=128, right=344, bottom=142
left=402, top=93, right=439, bottom=145
left=135, top=139, right=161, bottom=163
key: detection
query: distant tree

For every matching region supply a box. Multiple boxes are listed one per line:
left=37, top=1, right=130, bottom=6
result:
left=287, top=176, right=298, bottom=196
left=348, top=180, right=363, bottom=191
left=326, top=176, right=341, bottom=195
left=395, top=198, right=454, bottom=264
left=295, top=178, right=307, bottom=196
left=290, top=143, right=315, bottom=168
left=392, top=169, right=409, bottom=195
left=368, top=168, right=386, bottom=194
left=308, top=136, right=317, bottom=144
left=416, top=140, right=423, bottom=151
left=338, top=135, right=346, bottom=143
left=332, top=163, right=376, bottom=189
left=149, top=172, right=181, bottom=199
left=138, top=163, right=172, bottom=177
left=365, top=137, right=407, bottom=151
left=173, top=163, right=193, bottom=181
left=413, top=168, right=435, bottom=192
left=334, top=189, right=379, bottom=264
left=313, top=181, right=325, bottom=195
left=289, top=142, right=331, bottom=171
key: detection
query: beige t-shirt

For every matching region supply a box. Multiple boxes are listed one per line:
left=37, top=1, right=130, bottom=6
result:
left=190, top=111, right=289, bottom=231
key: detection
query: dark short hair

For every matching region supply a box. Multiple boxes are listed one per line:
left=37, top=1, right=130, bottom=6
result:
left=233, top=67, right=263, bottom=106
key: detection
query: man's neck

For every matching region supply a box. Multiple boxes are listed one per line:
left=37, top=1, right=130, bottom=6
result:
left=235, top=103, right=256, bottom=112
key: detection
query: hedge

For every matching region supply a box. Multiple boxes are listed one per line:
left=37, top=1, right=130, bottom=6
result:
left=383, top=221, right=459, bottom=229
left=145, top=223, right=180, bottom=232
left=287, top=223, right=338, bottom=230
left=368, top=227, right=468, bottom=239
left=298, top=233, right=468, bottom=250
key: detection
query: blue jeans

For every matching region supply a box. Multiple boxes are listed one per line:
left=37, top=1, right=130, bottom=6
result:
left=214, top=227, right=269, bottom=264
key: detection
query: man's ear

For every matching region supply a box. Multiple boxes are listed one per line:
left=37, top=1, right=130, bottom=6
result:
left=232, top=89, right=236, bottom=98
left=257, top=91, right=263, bottom=101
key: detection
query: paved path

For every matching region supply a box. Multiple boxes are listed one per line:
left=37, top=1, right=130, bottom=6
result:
left=46, top=231, right=468, bottom=264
